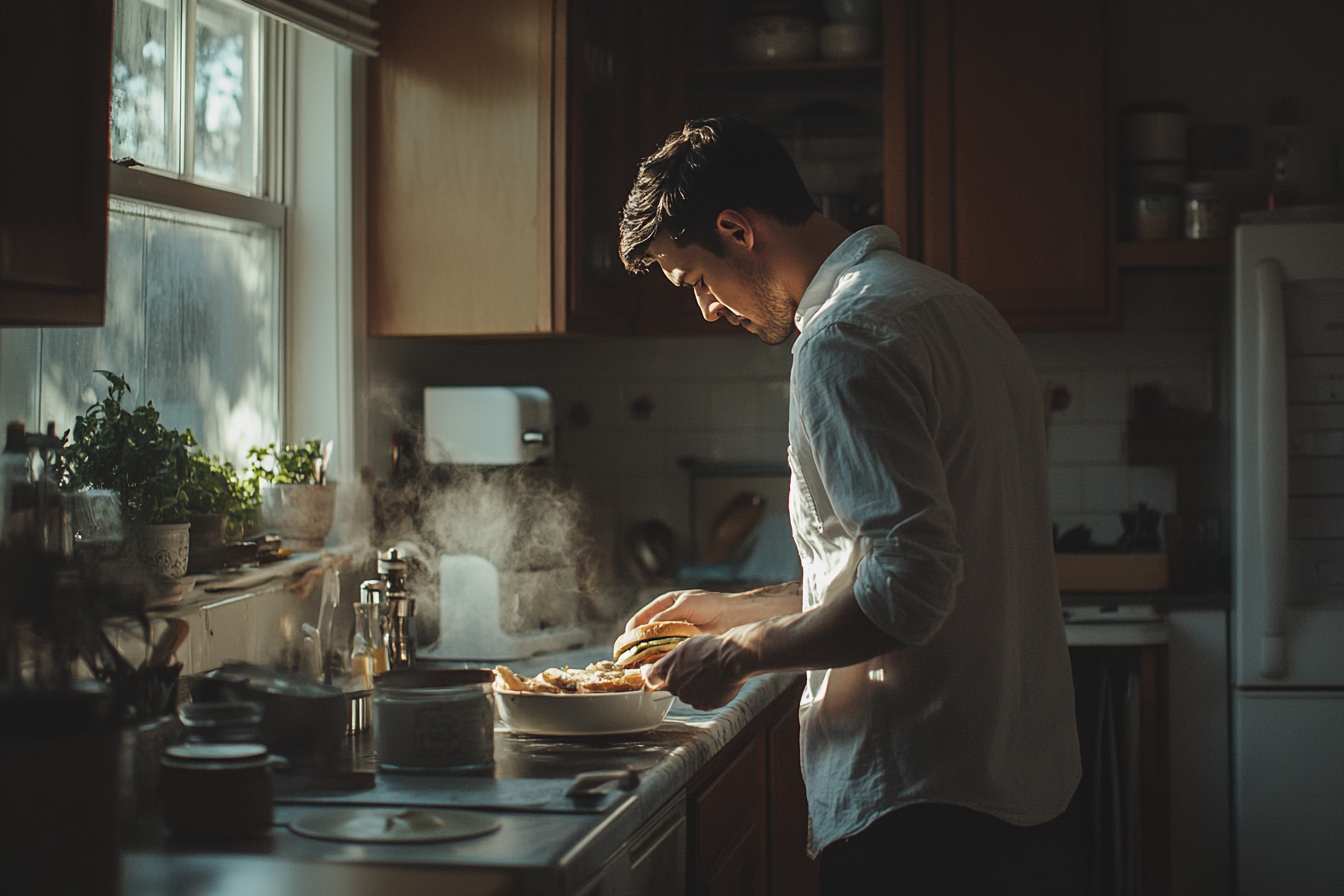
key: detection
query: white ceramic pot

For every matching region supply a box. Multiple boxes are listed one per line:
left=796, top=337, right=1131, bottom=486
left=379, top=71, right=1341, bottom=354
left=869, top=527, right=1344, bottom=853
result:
left=261, top=483, right=338, bottom=551
left=138, top=523, right=191, bottom=579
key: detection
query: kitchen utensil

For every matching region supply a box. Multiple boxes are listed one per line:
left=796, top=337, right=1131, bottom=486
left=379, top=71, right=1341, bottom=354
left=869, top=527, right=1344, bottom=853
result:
left=731, top=15, right=818, bottom=63
left=493, top=686, right=675, bottom=736
left=317, top=568, right=340, bottom=683
left=147, top=617, right=190, bottom=669
left=704, top=491, right=765, bottom=564
left=287, top=808, right=501, bottom=843
left=372, top=668, right=495, bottom=772
left=160, top=742, right=276, bottom=840
left=626, top=519, right=678, bottom=580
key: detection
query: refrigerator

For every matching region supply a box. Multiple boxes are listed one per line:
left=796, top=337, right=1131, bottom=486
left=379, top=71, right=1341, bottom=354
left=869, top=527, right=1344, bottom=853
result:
left=1232, top=216, right=1344, bottom=896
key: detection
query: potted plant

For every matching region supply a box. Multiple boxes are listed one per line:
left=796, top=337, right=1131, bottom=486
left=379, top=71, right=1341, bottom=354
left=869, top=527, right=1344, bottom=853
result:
left=181, top=446, right=259, bottom=550
left=248, top=439, right=336, bottom=551
left=59, top=372, right=194, bottom=584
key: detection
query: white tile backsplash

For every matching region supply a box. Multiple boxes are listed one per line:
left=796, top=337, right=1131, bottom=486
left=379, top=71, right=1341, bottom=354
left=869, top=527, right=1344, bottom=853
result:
left=708, top=380, right=760, bottom=432
left=1048, top=466, right=1083, bottom=513
left=1083, top=465, right=1131, bottom=513
left=1083, top=369, right=1130, bottom=421
left=1049, top=423, right=1126, bottom=465
left=1129, top=466, right=1180, bottom=515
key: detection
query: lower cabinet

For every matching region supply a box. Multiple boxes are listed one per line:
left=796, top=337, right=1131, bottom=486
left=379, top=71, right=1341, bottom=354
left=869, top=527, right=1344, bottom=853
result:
left=687, top=677, right=818, bottom=896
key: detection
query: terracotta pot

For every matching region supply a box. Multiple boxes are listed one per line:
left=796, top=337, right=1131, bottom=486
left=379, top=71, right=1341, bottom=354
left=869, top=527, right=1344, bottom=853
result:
left=260, top=484, right=338, bottom=551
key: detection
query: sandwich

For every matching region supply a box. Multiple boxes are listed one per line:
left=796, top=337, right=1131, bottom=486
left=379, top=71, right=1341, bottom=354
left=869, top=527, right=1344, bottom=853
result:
left=613, top=620, right=703, bottom=669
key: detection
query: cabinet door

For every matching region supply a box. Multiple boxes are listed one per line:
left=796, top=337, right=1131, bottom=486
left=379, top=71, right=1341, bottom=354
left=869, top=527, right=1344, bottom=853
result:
left=692, top=732, right=769, bottom=896
left=919, top=0, right=1110, bottom=330
left=0, top=1, right=113, bottom=326
left=367, top=0, right=559, bottom=336
left=767, top=701, right=819, bottom=896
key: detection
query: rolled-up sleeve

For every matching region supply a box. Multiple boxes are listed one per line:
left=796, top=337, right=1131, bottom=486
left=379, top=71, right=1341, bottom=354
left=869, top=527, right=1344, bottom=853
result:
left=795, top=319, right=964, bottom=646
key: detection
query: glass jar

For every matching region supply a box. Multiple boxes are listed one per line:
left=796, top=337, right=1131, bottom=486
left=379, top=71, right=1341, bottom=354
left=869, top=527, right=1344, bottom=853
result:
left=372, top=668, right=495, bottom=773
left=1183, top=181, right=1227, bottom=240
left=1129, top=184, right=1182, bottom=241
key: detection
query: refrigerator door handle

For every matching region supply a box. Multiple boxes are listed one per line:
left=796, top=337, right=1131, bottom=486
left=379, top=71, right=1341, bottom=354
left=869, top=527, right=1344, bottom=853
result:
left=1256, top=258, right=1290, bottom=679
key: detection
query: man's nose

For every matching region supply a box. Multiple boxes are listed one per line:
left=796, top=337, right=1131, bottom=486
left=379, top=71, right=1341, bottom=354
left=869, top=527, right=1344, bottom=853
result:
left=694, top=283, right=719, bottom=321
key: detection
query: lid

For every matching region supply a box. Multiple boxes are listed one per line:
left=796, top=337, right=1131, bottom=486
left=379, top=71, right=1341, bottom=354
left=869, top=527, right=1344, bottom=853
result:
left=165, top=742, right=268, bottom=762
left=359, top=579, right=387, bottom=603
left=374, top=668, right=493, bottom=689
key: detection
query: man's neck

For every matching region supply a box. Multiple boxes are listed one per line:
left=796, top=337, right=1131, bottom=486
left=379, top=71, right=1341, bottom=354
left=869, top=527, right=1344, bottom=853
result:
left=760, top=212, right=852, bottom=307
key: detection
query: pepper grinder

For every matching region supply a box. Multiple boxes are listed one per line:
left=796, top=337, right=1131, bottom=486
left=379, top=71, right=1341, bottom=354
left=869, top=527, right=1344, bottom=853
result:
left=377, top=548, right=417, bottom=669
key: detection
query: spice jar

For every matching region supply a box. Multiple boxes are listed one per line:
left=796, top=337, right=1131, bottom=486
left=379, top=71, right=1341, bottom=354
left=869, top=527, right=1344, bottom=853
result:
left=1183, top=181, right=1227, bottom=240
left=373, top=668, right=495, bottom=773
left=1129, top=183, right=1182, bottom=241
left=161, top=742, right=276, bottom=839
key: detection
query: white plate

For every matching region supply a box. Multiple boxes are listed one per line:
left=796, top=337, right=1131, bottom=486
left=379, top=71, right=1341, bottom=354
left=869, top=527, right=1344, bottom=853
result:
left=493, top=686, right=675, bottom=736
left=288, top=808, right=501, bottom=843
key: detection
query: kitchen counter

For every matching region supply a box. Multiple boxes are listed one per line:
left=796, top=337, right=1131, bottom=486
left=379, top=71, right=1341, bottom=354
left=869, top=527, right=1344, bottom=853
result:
left=123, top=644, right=802, bottom=896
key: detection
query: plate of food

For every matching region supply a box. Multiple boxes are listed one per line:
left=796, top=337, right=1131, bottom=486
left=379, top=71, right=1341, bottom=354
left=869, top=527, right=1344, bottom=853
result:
left=492, top=621, right=701, bottom=736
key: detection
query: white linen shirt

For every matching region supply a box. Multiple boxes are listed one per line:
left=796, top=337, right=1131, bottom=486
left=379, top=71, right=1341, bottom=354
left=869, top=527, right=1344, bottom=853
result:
left=788, top=226, right=1081, bottom=855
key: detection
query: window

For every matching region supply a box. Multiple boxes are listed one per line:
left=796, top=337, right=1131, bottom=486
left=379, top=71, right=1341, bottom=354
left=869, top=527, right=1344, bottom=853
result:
left=1, top=0, right=285, bottom=468
left=111, top=0, right=267, bottom=195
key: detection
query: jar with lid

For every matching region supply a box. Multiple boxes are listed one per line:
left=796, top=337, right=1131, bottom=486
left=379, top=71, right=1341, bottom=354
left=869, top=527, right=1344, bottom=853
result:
left=1128, top=183, right=1183, bottom=241
left=160, top=742, right=277, bottom=839
left=1183, top=181, right=1227, bottom=240
left=372, top=668, right=495, bottom=773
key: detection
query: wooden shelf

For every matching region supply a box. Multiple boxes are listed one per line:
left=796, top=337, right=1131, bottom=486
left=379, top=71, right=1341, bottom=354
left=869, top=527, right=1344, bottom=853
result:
left=1113, top=239, right=1230, bottom=268
left=688, top=58, right=882, bottom=88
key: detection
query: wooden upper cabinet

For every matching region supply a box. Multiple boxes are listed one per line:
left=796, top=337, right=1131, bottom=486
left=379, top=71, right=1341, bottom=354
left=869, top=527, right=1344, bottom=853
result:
left=0, top=1, right=113, bottom=327
left=368, top=0, right=561, bottom=336
left=916, top=0, right=1111, bottom=329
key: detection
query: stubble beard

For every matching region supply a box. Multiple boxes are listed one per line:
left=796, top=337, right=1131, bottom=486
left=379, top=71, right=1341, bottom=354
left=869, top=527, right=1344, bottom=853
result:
left=736, top=256, right=796, bottom=345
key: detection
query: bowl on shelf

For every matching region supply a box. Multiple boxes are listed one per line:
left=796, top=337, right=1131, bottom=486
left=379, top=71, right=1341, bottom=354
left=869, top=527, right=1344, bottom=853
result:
left=731, top=15, right=818, bottom=63
left=819, top=23, right=877, bottom=60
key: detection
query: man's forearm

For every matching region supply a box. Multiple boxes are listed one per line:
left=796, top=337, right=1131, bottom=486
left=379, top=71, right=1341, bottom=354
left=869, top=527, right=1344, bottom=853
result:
left=723, top=581, right=803, bottom=625
left=724, top=586, right=902, bottom=678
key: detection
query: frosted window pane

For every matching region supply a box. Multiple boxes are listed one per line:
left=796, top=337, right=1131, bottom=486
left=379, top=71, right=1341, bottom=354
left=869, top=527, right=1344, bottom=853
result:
left=111, top=0, right=176, bottom=170
left=194, top=0, right=258, bottom=189
left=35, top=201, right=280, bottom=469
left=38, top=212, right=148, bottom=439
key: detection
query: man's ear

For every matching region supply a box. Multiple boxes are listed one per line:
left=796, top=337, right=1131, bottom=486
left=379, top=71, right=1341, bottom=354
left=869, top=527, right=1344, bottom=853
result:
left=716, top=210, right=755, bottom=250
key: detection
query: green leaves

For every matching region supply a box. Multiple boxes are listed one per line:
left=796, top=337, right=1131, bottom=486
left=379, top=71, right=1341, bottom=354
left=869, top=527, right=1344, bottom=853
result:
left=247, top=439, right=325, bottom=486
left=61, top=372, right=194, bottom=525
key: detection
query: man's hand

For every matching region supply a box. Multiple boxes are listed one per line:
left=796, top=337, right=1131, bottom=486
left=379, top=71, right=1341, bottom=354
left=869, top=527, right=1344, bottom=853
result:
left=625, top=582, right=804, bottom=634
left=643, top=630, right=752, bottom=711
left=626, top=589, right=736, bottom=633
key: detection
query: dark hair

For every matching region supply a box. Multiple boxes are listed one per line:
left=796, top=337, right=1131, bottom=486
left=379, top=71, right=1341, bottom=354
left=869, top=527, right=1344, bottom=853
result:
left=618, top=117, right=818, bottom=273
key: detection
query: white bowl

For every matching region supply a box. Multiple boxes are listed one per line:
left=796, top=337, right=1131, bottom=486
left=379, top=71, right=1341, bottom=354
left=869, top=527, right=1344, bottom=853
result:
left=820, top=23, right=877, bottom=60
left=493, top=686, right=675, bottom=736
left=731, top=15, right=818, bottom=64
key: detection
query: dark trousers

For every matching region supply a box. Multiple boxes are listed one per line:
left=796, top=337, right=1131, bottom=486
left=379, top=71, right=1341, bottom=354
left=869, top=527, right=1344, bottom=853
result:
left=819, top=803, right=1080, bottom=896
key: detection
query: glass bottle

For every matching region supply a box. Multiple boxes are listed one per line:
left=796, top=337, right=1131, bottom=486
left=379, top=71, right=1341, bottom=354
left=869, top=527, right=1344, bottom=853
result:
left=350, top=603, right=387, bottom=688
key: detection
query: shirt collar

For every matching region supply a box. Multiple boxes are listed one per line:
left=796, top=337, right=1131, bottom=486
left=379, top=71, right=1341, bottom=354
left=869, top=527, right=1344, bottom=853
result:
left=793, top=225, right=903, bottom=347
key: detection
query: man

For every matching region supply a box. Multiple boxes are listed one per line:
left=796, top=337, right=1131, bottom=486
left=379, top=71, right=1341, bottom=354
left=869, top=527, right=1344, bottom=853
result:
left=619, top=117, right=1081, bottom=895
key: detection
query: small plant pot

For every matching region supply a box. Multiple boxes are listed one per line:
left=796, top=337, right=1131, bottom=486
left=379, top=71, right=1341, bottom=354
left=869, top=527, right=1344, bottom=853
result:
left=138, top=523, right=191, bottom=579
left=190, top=513, right=229, bottom=551
left=261, top=484, right=338, bottom=551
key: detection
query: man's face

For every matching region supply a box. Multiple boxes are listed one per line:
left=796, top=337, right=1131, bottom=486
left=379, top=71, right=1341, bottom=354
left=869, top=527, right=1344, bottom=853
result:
left=648, top=231, right=796, bottom=345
